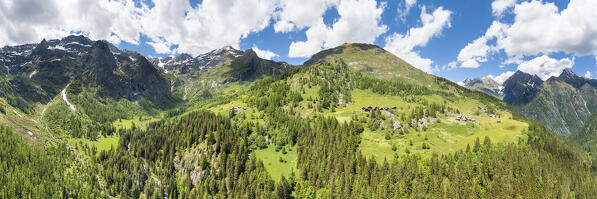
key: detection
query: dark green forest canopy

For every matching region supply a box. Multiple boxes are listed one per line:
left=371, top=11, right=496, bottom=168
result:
left=1, top=42, right=596, bottom=198
left=2, top=108, right=596, bottom=198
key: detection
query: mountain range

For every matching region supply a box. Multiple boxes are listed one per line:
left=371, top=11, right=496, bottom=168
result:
left=462, top=69, right=597, bottom=137
left=1, top=35, right=596, bottom=198
left=0, top=35, right=295, bottom=135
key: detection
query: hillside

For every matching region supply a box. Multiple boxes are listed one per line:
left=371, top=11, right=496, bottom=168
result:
left=571, top=112, right=597, bottom=170
left=502, top=70, right=597, bottom=136
left=0, top=35, right=296, bottom=140
left=1, top=41, right=596, bottom=198
left=0, top=35, right=179, bottom=140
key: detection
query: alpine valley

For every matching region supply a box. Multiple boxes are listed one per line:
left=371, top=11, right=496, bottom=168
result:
left=1, top=36, right=596, bottom=198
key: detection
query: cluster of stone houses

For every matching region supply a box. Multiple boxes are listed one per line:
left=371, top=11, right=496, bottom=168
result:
left=455, top=115, right=476, bottom=122
left=361, top=106, right=397, bottom=112
left=230, top=106, right=247, bottom=112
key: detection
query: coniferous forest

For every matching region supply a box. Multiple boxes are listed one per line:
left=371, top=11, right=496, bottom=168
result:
left=0, top=34, right=596, bottom=199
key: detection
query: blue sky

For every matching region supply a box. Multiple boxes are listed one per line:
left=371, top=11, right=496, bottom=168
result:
left=1, top=0, right=596, bottom=82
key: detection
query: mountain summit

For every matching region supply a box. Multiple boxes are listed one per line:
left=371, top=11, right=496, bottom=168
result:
left=459, top=77, right=502, bottom=98
left=499, top=70, right=597, bottom=136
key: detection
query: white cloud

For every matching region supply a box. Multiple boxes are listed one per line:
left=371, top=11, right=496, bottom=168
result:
left=0, top=0, right=142, bottom=46
left=274, top=0, right=338, bottom=33
left=460, top=59, right=480, bottom=68
left=405, top=0, right=417, bottom=8
left=517, top=55, right=574, bottom=80
left=252, top=45, right=278, bottom=59
left=455, top=0, right=597, bottom=77
left=455, top=21, right=507, bottom=68
left=0, top=0, right=279, bottom=56
left=498, top=0, right=597, bottom=58
left=584, top=71, right=592, bottom=79
left=397, top=0, right=417, bottom=22
left=140, top=0, right=277, bottom=56
left=487, top=71, right=515, bottom=84
left=491, top=0, right=515, bottom=17
left=384, top=6, right=451, bottom=73
left=288, top=0, right=387, bottom=58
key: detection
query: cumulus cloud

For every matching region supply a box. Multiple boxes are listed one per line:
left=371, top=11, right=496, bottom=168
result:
left=252, top=45, right=278, bottom=59
left=517, top=55, right=574, bottom=80
left=274, top=0, right=338, bottom=33
left=397, top=0, right=417, bottom=22
left=456, top=0, right=597, bottom=74
left=0, top=0, right=142, bottom=46
left=288, top=0, right=387, bottom=58
left=140, top=0, right=277, bottom=56
left=0, top=0, right=279, bottom=56
left=491, top=0, right=515, bottom=17
left=455, top=21, right=507, bottom=68
left=487, top=71, right=515, bottom=84
left=584, top=71, right=592, bottom=79
left=497, top=0, right=597, bottom=57
left=384, top=6, right=451, bottom=73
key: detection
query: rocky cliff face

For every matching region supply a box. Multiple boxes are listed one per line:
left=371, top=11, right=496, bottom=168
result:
left=0, top=36, right=173, bottom=103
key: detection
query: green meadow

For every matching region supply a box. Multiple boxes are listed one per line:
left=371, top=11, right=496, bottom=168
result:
left=254, top=145, right=297, bottom=182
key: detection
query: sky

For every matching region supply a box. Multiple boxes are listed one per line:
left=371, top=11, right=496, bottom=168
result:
left=1, top=0, right=597, bottom=83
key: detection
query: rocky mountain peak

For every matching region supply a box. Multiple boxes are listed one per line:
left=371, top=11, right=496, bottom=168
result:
left=502, top=70, right=543, bottom=105
left=557, top=69, right=586, bottom=88
left=61, top=35, right=93, bottom=45
left=85, top=40, right=118, bottom=83
left=224, top=48, right=293, bottom=81
left=31, top=39, right=49, bottom=56
left=460, top=76, right=502, bottom=98
left=175, top=53, right=193, bottom=61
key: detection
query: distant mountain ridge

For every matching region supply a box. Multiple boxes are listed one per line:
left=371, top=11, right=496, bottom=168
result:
left=0, top=35, right=294, bottom=102
left=0, top=35, right=295, bottom=135
left=463, top=69, right=597, bottom=137
left=459, top=77, right=503, bottom=98
left=149, top=46, right=244, bottom=74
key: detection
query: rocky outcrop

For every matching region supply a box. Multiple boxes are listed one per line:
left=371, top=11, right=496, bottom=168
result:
left=460, top=77, right=503, bottom=98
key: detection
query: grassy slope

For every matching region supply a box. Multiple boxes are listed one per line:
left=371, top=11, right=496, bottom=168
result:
left=112, top=115, right=160, bottom=130
left=333, top=89, right=527, bottom=162
left=254, top=146, right=298, bottom=182
left=69, top=135, right=120, bottom=152
left=307, top=43, right=434, bottom=85
left=199, top=44, right=532, bottom=176
left=195, top=43, right=535, bottom=178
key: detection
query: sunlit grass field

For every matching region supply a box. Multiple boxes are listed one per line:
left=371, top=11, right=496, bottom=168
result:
left=254, top=145, right=297, bottom=182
